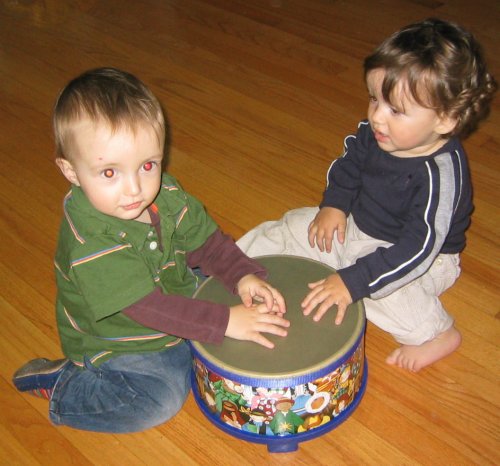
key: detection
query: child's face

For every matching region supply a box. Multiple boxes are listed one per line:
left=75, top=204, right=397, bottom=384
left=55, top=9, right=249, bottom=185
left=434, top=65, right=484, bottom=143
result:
left=366, top=69, right=456, bottom=157
left=57, top=120, right=164, bottom=223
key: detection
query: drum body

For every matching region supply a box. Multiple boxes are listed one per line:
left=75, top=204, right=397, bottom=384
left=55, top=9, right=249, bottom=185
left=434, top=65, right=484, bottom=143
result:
left=190, top=255, right=367, bottom=452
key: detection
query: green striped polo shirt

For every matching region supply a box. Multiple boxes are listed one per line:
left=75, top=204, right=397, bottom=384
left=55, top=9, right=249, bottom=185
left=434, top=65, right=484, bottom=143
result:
left=54, top=173, right=217, bottom=366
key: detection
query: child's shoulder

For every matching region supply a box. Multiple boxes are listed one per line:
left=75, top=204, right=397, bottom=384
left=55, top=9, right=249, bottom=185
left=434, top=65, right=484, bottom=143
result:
left=160, top=172, right=180, bottom=189
left=157, top=173, right=192, bottom=204
left=434, top=137, right=465, bottom=157
left=56, top=214, right=123, bottom=259
left=158, top=172, right=191, bottom=197
left=348, top=120, right=376, bottom=148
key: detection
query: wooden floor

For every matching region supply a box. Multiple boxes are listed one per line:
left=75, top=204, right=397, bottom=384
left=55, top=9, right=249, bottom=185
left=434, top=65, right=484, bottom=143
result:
left=1, top=1, right=499, bottom=464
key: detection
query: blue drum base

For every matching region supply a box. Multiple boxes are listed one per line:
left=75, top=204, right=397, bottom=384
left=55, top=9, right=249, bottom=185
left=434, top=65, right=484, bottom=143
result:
left=190, top=362, right=367, bottom=453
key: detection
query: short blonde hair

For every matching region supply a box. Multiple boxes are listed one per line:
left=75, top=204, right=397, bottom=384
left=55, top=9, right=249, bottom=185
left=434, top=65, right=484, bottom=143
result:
left=53, top=67, right=166, bottom=159
left=364, top=18, right=497, bottom=139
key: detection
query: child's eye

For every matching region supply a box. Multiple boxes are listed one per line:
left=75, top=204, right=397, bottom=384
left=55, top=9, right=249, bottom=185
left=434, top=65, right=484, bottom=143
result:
left=102, top=168, right=115, bottom=178
left=143, top=161, right=156, bottom=172
left=368, top=95, right=377, bottom=103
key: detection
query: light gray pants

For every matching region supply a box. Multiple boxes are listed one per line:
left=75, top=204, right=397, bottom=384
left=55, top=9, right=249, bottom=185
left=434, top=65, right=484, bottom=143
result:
left=237, top=207, right=459, bottom=345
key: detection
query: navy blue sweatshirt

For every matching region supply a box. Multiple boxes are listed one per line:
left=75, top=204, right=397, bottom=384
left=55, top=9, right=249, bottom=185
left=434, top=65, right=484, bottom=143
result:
left=321, top=120, right=473, bottom=302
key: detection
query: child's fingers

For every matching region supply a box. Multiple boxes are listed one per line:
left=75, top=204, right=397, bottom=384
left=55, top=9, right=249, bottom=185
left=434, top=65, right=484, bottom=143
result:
left=255, top=301, right=275, bottom=314
left=248, top=284, right=286, bottom=314
left=334, top=302, right=348, bottom=325
left=302, top=284, right=339, bottom=321
left=268, top=287, right=286, bottom=313
left=250, top=318, right=290, bottom=349
left=257, top=321, right=289, bottom=337
left=308, top=231, right=315, bottom=248
left=301, top=282, right=325, bottom=313
left=254, top=294, right=286, bottom=315
left=307, top=222, right=318, bottom=248
left=312, top=297, right=337, bottom=322
left=251, top=286, right=272, bottom=310
left=322, top=229, right=334, bottom=253
left=261, top=286, right=279, bottom=311
left=337, top=225, right=346, bottom=244
left=307, top=278, right=326, bottom=290
left=316, top=231, right=325, bottom=252
left=255, top=304, right=290, bottom=326
left=239, top=291, right=254, bottom=308
left=251, top=334, right=275, bottom=349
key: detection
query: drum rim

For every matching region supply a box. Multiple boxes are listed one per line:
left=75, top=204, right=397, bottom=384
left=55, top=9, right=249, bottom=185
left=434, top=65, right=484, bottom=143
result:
left=191, top=329, right=365, bottom=387
left=191, top=255, right=366, bottom=383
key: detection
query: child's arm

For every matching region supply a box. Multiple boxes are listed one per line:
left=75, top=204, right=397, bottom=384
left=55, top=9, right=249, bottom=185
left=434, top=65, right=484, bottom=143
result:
left=318, top=122, right=369, bottom=224
left=122, top=288, right=289, bottom=348
left=301, top=273, right=353, bottom=325
left=308, top=207, right=347, bottom=252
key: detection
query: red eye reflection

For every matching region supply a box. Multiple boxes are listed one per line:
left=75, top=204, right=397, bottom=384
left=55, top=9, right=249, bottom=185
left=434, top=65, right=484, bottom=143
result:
left=143, top=162, right=154, bottom=171
left=103, top=168, right=115, bottom=178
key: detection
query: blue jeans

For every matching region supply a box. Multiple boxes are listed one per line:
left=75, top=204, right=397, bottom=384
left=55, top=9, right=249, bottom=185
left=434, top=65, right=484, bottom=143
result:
left=49, top=342, right=192, bottom=433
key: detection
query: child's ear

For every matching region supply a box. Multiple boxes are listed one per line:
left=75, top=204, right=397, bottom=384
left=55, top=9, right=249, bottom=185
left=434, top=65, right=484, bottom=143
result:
left=435, top=114, right=458, bottom=136
left=56, top=158, right=80, bottom=186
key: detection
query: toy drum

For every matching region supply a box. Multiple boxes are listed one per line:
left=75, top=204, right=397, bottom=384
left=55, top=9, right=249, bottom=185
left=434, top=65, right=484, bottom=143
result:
left=190, top=255, right=367, bottom=452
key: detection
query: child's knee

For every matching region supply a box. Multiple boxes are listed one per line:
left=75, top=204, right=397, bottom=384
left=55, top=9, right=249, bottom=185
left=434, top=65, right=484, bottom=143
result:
left=422, top=254, right=461, bottom=296
left=137, top=382, right=190, bottom=430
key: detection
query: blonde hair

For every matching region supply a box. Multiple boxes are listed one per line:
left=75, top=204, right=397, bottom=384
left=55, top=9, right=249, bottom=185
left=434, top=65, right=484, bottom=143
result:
left=53, top=67, right=166, bottom=159
left=364, top=18, right=497, bottom=138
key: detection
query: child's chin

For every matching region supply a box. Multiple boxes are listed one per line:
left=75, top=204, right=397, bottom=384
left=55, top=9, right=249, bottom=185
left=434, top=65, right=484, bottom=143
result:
left=111, top=209, right=144, bottom=221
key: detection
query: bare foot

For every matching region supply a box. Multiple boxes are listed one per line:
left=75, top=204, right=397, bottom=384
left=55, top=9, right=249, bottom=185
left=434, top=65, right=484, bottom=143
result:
left=386, top=326, right=461, bottom=372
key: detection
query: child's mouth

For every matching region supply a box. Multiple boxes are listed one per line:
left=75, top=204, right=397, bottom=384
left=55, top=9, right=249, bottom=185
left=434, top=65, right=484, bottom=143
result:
left=123, top=201, right=142, bottom=211
left=374, top=131, right=389, bottom=143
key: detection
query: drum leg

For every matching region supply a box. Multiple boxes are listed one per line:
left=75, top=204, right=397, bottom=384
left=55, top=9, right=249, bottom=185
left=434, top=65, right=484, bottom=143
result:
left=267, top=438, right=299, bottom=453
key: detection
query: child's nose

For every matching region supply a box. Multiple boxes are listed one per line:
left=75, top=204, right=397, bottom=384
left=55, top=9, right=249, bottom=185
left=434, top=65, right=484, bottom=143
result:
left=371, top=104, right=385, bottom=125
left=124, top=174, right=141, bottom=196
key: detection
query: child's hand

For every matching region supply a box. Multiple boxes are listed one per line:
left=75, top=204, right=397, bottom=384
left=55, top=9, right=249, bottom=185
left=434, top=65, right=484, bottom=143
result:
left=301, top=273, right=352, bottom=325
left=236, top=274, right=286, bottom=315
left=226, top=303, right=290, bottom=349
left=308, top=207, right=347, bottom=252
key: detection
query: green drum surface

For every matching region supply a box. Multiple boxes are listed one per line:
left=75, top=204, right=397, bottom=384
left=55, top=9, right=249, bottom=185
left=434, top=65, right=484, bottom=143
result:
left=192, top=255, right=365, bottom=379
